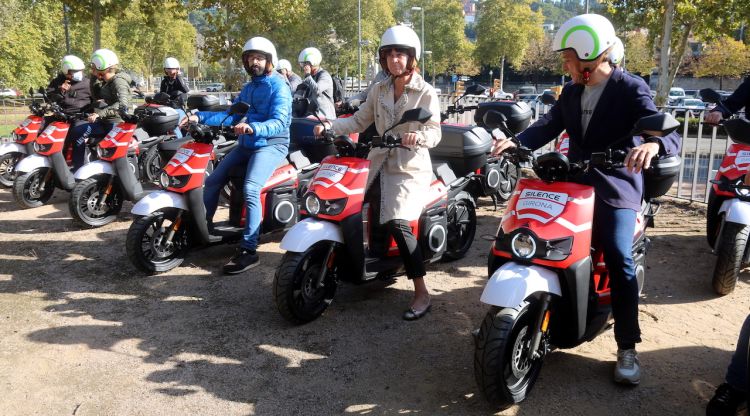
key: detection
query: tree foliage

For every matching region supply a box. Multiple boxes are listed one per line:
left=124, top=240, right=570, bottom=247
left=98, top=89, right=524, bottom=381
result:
left=518, top=34, right=562, bottom=86
left=622, top=30, right=654, bottom=76
left=692, top=36, right=750, bottom=81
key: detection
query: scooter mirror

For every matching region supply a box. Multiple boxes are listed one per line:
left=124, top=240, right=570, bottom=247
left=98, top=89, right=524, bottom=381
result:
left=29, top=87, right=35, bottom=97
left=724, top=118, right=750, bottom=145
left=464, top=84, right=486, bottom=96
left=482, top=110, right=507, bottom=129
left=699, top=88, right=721, bottom=104
left=47, top=93, right=64, bottom=103
left=397, top=108, right=433, bottom=125
left=151, top=92, right=171, bottom=104
left=539, top=93, right=557, bottom=106
left=306, top=97, right=320, bottom=114
left=228, top=101, right=250, bottom=115
left=631, top=113, right=680, bottom=137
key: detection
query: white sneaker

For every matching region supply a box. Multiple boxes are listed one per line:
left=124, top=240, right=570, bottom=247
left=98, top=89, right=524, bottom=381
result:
left=614, top=348, right=640, bottom=385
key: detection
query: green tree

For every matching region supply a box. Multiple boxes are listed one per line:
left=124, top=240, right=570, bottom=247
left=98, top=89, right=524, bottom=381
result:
left=622, top=30, right=654, bottom=75
left=518, top=34, right=562, bottom=88
left=474, top=0, right=544, bottom=91
left=61, top=0, right=132, bottom=50
left=397, top=0, right=476, bottom=77
left=693, top=36, right=750, bottom=90
left=603, top=0, right=747, bottom=105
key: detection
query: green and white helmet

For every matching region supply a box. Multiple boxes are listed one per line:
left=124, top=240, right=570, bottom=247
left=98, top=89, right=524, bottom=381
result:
left=553, top=14, right=618, bottom=61
left=608, top=37, right=624, bottom=65
left=61, top=55, right=85, bottom=73
left=90, top=49, right=119, bottom=70
left=298, top=47, right=322, bottom=67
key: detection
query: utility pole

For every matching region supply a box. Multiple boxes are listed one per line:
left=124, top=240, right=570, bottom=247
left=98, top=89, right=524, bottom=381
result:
left=358, top=0, right=362, bottom=91
left=63, top=4, right=71, bottom=54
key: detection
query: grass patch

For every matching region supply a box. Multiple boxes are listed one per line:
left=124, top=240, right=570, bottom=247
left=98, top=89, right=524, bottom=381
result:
left=0, top=124, right=15, bottom=137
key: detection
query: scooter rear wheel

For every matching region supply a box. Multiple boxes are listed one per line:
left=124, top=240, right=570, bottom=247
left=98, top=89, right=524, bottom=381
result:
left=141, top=147, right=163, bottom=183
left=274, top=242, right=337, bottom=324
left=13, top=168, right=54, bottom=209
left=712, top=221, right=750, bottom=295
left=0, top=152, right=22, bottom=187
left=443, top=197, right=477, bottom=261
left=126, top=208, right=190, bottom=274
left=69, top=176, right=123, bottom=227
left=474, top=301, right=545, bottom=409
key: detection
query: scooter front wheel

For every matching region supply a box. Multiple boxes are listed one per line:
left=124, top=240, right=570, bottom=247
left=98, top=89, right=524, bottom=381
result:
left=13, top=167, right=54, bottom=209
left=69, top=176, right=123, bottom=227
left=712, top=221, right=750, bottom=295
left=0, top=152, right=22, bottom=187
left=273, top=242, right=337, bottom=324
left=443, top=196, right=477, bottom=261
left=126, top=208, right=190, bottom=274
left=474, top=301, right=545, bottom=409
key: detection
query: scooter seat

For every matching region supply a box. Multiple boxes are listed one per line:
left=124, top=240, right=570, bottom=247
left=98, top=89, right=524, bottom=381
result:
left=432, top=162, right=457, bottom=186
left=288, top=150, right=312, bottom=170
left=159, top=136, right=191, bottom=152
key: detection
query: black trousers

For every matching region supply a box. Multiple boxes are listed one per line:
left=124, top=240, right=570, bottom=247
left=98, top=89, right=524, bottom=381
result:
left=387, top=219, right=426, bottom=279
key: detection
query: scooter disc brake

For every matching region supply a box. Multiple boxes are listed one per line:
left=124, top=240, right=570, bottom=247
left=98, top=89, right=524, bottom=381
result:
left=511, top=326, right=532, bottom=379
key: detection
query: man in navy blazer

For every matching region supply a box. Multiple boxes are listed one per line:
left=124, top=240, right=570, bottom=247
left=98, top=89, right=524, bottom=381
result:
left=494, top=14, right=681, bottom=386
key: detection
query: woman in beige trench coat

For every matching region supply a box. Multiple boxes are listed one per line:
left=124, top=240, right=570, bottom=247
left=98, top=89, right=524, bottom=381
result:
left=314, top=25, right=441, bottom=320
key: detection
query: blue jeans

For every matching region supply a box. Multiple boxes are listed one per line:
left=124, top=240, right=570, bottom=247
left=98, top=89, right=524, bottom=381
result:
left=173, top=109, right=186, bottom=138
left=203, top=143, right=289, bottom=251
left=70, top=121, right=112, bottom=171
left=725, top=314, right=750, bottom=391
left=591, top=198, right=641, bottom=348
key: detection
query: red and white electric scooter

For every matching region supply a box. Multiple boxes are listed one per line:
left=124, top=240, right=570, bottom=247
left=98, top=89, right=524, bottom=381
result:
left=273, top=104, right=478, bottom=324
left=473, top=108, right=681, bottom=409
left=0, top=94, right=50, bottom=187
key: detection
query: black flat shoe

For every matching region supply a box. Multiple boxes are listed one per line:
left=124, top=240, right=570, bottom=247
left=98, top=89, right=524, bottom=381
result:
left=403, top=304, right=431, bottom=321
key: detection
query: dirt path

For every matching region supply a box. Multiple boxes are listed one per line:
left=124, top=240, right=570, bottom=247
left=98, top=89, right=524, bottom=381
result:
left=0, top=187, right=745, bottom=415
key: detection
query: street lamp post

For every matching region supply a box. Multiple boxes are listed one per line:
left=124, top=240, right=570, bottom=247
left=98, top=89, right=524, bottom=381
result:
left=411, top=6, right=425, bottom=62
left=358, top=0, right=362, bottom=91
left=424, top=50, right=432, bottom=84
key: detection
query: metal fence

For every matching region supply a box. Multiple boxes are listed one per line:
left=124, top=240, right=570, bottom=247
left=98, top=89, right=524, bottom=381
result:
left=1, top=91, right=734, bottom=205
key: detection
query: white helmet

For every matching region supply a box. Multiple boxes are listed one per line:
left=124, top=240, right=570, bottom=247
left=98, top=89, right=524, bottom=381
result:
left=298, top=47, right=322, bottom=67
left=163, top=57, right=180, bottom=69
left=277, top=59, right=292, bottom=72
left=379, top=25, right=421, bottom=61
left=90, top=49, right=119, bottom=70
left=242, top=37, right=278, bottom=69
left=61, top=55, right=85, bottom=73
left=608, top=37, right=624, bottom=65
left=553, top=14, right=618, bottom=61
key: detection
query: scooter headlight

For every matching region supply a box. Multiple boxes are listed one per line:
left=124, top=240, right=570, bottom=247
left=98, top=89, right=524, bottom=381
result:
left=511, top=232, right=536, bottom=259
left=159, top=171, right=170, bottom=189
left=304, top=193, right=321, bottom=215
left=735, top=178, right=750, bottom=198
left=97, top=145, right=116, bottom=159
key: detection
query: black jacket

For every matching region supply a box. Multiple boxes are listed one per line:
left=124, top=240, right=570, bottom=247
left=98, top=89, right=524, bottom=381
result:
left=518, top=67, right=682, bottom=211
left=715, top=77, right=750, bottom=117
left=160, top=74, right=190, bottom=106
left=46, top=74, right=93, bottom=114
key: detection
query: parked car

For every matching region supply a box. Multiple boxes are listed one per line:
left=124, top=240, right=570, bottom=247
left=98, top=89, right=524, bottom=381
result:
left=517, top=93, right=547, bottom=117
left=513, top=85, right=536, bottom=98
left=684, top=89, right=698, bottom=98
left=672, top=98, right=706, bottom=117
left=0, top=88, right=19, bottom=97
left=668, top=87, right=686, bottom=105
left=492, top=89, right=513, bottom=100
left=205, top=83, right=224, bottom=92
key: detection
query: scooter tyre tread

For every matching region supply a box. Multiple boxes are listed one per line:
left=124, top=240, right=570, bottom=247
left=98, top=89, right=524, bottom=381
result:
left=13, top=168, right=54, bottom=209
left=69, top=176, right=122, bottom=228
left=126, top=209, right=187, bottom=275
left=712, top=221, right=749, bottom=295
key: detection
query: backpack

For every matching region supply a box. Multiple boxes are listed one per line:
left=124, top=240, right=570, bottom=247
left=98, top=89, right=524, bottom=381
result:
left=329, top=75, right=344, bottom=104
left=292, top=77, right=319, bottom=117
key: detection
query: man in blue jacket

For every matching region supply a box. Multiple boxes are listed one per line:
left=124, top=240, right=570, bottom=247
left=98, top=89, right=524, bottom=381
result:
left=189, top=36, right=292, bottom=274
left=493, top=14, right=681, bottom=385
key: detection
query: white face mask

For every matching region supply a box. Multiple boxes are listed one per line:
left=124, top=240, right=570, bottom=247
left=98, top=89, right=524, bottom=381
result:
left=71, top=71, right=83, bottom=82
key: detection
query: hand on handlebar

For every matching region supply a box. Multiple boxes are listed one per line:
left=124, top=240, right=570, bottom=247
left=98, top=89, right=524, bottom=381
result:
left=704, top=111, right=724, bottom=125
left=401, top=132, right=420, bottom=148
left=87, top=113, right=99, bottom=123
left=313, top=123, right=332, bottom=138
left=233, top=122, right=253, bottom=135
left=491, top=136, right=517, bottom=156
left=624, top=142, right=660, bottom=173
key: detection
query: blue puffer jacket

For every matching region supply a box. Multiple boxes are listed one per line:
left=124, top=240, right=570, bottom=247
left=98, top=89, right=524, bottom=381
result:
left=197, top=72, right=292, bottom=149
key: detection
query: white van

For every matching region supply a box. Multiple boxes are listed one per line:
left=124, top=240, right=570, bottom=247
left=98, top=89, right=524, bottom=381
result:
left=668, top=87, right=685, bottom=105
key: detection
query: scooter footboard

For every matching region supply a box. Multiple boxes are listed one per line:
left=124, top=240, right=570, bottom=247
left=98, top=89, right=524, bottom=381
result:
left=480, top=262, right=562, bottom=308
left=279, top=218, right=344, bottom=252
left=719, top=199, right=750, bottom=225
left=131, top=191, right=188, bottom=216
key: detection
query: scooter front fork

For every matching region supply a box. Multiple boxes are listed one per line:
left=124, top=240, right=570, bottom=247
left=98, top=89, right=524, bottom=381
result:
left=315, top=242, right=338, bottom=289
left=162, top=210, right=184, bottom=246
left=528, top=293, right=552, bottom=361
left=97, top=176, right=115, bottom=211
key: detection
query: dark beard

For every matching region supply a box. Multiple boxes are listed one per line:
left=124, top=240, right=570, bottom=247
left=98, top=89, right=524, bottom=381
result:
left=250, top=65, right=264, bottom=77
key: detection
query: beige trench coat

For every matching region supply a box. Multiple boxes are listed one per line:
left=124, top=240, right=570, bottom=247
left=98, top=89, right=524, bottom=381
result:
left=331, top=72, right=442, bottom=223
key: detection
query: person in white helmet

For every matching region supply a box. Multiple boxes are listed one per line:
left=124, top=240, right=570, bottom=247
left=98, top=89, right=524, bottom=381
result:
left=186, top=36, right=292, bottom=274
left=313, top=25, right=441, bottom=320
left=160, top=57, right=190, bottom=105
left=277, top=58, right=302, bottom=93
left=67, top=48, right=132, bottom=170
left=492, top=14, right=681, bottom=385
left=297, top=47, right=336, bottom=120
left=46, top=55, right=93, bottom=115
left=160, top=57, right=190, bottom=138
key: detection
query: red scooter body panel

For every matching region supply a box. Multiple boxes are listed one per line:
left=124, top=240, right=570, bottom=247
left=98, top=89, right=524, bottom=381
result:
left=163, top=142, right=215, bottom=192
left=492, top=177, right=594, bottom=269
left=305, top=155, right=370, bottom=220
left=712, top=143, right=750, bottom=198
left=98, top=122, right=137, bottom=161
left=35, top=121, right=70, bottom=156
left=15, top=115, right=43, bottom=144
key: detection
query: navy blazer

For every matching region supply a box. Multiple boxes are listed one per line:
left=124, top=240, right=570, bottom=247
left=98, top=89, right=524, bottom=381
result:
left=715, top=76, right=750, bottom=117
left=518, top=67, right=681, bottom=211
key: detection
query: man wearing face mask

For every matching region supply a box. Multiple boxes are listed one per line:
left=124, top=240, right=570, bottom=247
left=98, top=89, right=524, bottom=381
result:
left=186, top=36, right=292, bottom=274
left=160, top=57, right=189, bottom=138
left=297, top=47, right=336, bottom=120
left=46, top=55, right=93, bottom=115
